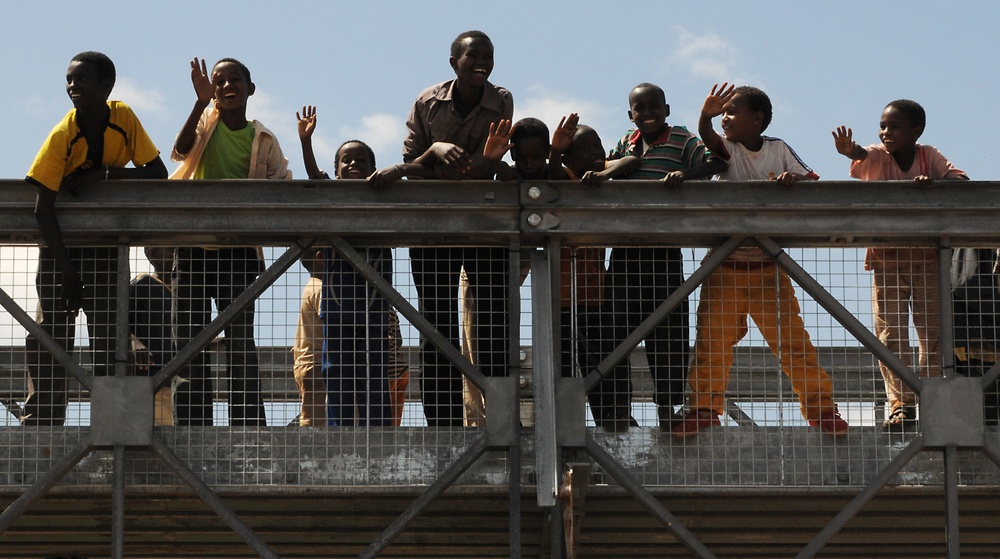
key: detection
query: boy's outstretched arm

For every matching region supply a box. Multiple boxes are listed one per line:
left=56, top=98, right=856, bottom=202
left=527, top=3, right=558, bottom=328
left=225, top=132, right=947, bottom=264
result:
left=60, top=156, right=167, bottom=196
left=296, top=105, right=327, bottom=179
left=698, top=83, right=735, bottom=160
left=581, top=155, right=640, bottom=186
left=367, top=162, right=437, bottom=189
left=832, top=126, right=867, bottom=161
left=548, top=113, right=579, bottom=180
left=174, top=57, right=215, bottom=157
left=483, top=119, right=516, bottom=181
left=663, top=157, right=728, bottom=187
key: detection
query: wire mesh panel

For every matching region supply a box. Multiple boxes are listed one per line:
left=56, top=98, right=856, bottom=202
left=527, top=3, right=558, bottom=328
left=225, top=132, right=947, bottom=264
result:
left=2, top=180, right=1000, bottom=498
left=582, top=242, right=1000, bottom=488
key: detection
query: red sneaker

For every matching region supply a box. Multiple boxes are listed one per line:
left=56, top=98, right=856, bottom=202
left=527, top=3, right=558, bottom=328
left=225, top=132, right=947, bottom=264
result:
left=809, top=410, right=849, bottom=435
left=671, top=410, right=721, bottom=438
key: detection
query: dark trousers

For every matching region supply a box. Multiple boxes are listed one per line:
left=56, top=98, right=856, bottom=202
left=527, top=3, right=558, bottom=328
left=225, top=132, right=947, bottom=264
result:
left=605, top=247, right=689, bottom=413
left=324, top=322, right=392, bottom=427
left=172, top=247, right=265, bottom=426
left=22, top=247, right=119, bottom=425
left=410, top=247, right=510, bottom=427
left=560, top=305, right=632, bottom=426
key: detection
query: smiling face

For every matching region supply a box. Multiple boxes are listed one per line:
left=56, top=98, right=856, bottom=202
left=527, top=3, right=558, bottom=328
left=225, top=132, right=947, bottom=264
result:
left=879, top=105, right=922, bottom=154
left=211, top=60, right=254, bottom=112
left=449, top=36, right=494, bottom=88
left=65, top=60, right=112, bottom=111
left=562, top=126, right=606, bottom=178
left=336, top=142, right=375, bottom=179
left=628, top=85, right=669, bottom=140
left=720, top=94, right=763, bottom=145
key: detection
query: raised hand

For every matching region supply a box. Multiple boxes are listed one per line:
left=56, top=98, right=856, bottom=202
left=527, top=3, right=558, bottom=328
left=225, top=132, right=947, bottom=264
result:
left=832, top=126, right=857, bottom=157
left=701, top=82, right=736, bottom=118
left=483, top=119, right=514, bottom=161
left=190, top=57, right=214, bottom=105
left=551, top=113, right=579, bottom=155
left=297, top=105, right=317, bottom=140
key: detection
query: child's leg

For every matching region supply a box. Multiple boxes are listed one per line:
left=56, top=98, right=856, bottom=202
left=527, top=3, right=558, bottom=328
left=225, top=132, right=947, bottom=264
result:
left=749, top=267, right=835, bottom=420
left=387, top=309, right=409, bottom=427
left=21, top=248, right=76, bottom=425
left=909, top=259, right=943, bottom=381
left=357, top=322, right=392, bottom=427
left=172, top=248, right=215, bottom=426
left=687, top=266, right=749, bottom=416
left=464, top=247, right=511, bottom=380
left=323, top=323, right=355, bottom=427
left=410, top=247, right=464, bottom=426
left=217, top=247, right=265, bottom=427
left=81, top=247, right=120, bottom=379
left=872, top=267, right=916, bottom=410
left=458, top=269, right=485, bottom=426
left=643, top=248, right=689, bottom=413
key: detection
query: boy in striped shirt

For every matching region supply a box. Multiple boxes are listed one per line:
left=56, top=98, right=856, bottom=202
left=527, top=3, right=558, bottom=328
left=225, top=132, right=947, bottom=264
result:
left=605, top=83, right=725, bottom=429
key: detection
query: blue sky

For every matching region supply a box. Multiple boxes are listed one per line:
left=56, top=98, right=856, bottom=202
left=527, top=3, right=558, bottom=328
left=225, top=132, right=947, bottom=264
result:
left=1, top=0, right=997, bottom=346
left=2, top=1, right=997, bottom=182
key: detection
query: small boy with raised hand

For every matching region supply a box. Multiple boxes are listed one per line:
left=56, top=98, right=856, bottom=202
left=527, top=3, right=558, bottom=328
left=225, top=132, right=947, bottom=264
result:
left=402, top=30, right=514, bottom=426
left=483, top=117, right=558, bottom=180
left=296, top=108, right=400, bottom=426
left=605, top=83, right=726, bottom=429
left=22, top=51, right=168, bottom=425
left=170, top=56, right=291, bottom=427
left=833, top=100, right=968, bottom=430
left=672, top=83, right=847, bottom=437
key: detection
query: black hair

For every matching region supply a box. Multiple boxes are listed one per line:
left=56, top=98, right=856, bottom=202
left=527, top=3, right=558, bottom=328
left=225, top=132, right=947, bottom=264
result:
left=335, top=140, right=376, bottom=170
left=71, top=51, right=115, bottom=87
left=734, top=86, right=773, bottom=132
left=451, top=30, right=491, bottom=58
left=510, top=117, right=550, bottom=148
left=630, top=82, right=666, bottom=105
left=885, top=99, right=926, bottom=131
left=214, top=58, right=252, bottom=85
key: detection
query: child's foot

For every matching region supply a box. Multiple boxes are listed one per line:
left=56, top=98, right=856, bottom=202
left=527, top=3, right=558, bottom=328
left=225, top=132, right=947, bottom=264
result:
left=883, top=406, right=916, bottom=431
left=657, top=405, right=682, bottom=430
left=809, top=410, right=849, bottom=435
left=671, top=409, right=720, bottom=438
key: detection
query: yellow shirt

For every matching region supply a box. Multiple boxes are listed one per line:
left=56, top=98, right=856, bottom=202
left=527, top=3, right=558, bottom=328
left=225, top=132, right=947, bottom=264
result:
left=27, top=100, right=160, bottom=191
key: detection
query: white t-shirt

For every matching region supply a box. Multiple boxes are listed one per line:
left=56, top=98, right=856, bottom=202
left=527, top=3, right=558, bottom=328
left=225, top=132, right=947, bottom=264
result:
left=711, top=136, right=817, bottom=262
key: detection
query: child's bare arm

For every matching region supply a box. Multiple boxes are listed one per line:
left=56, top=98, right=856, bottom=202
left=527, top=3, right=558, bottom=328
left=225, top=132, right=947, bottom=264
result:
left=296, top=105, right=326, bottom=179
left=663, top=157, right=728, bottom=187
left=832, top=126, right=867, bottom=161
left=367, top=162, right=437, bottom=189
left=581, top=155, right=640, bottom=186
left=33, top=187, right=82, bottom=316
left=60, top=156, right=168, bottom=196
left=698, top=83, right=735, bottom=160
left=773, top=171, right=812, bottom=186
left=174, top=57, right=214, bottom=156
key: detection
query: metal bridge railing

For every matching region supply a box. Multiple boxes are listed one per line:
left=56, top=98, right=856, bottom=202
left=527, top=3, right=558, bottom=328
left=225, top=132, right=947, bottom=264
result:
left=1, top=179, right=999, bottom=558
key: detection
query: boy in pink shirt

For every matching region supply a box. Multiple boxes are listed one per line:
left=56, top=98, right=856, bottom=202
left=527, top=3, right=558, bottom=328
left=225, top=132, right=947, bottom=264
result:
left=833, top=99, right=968, bottom=430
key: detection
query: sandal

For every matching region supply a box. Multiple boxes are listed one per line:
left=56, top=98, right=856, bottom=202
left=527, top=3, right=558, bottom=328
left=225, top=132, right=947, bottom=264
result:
left=883, top=406, right=916, bottom=431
